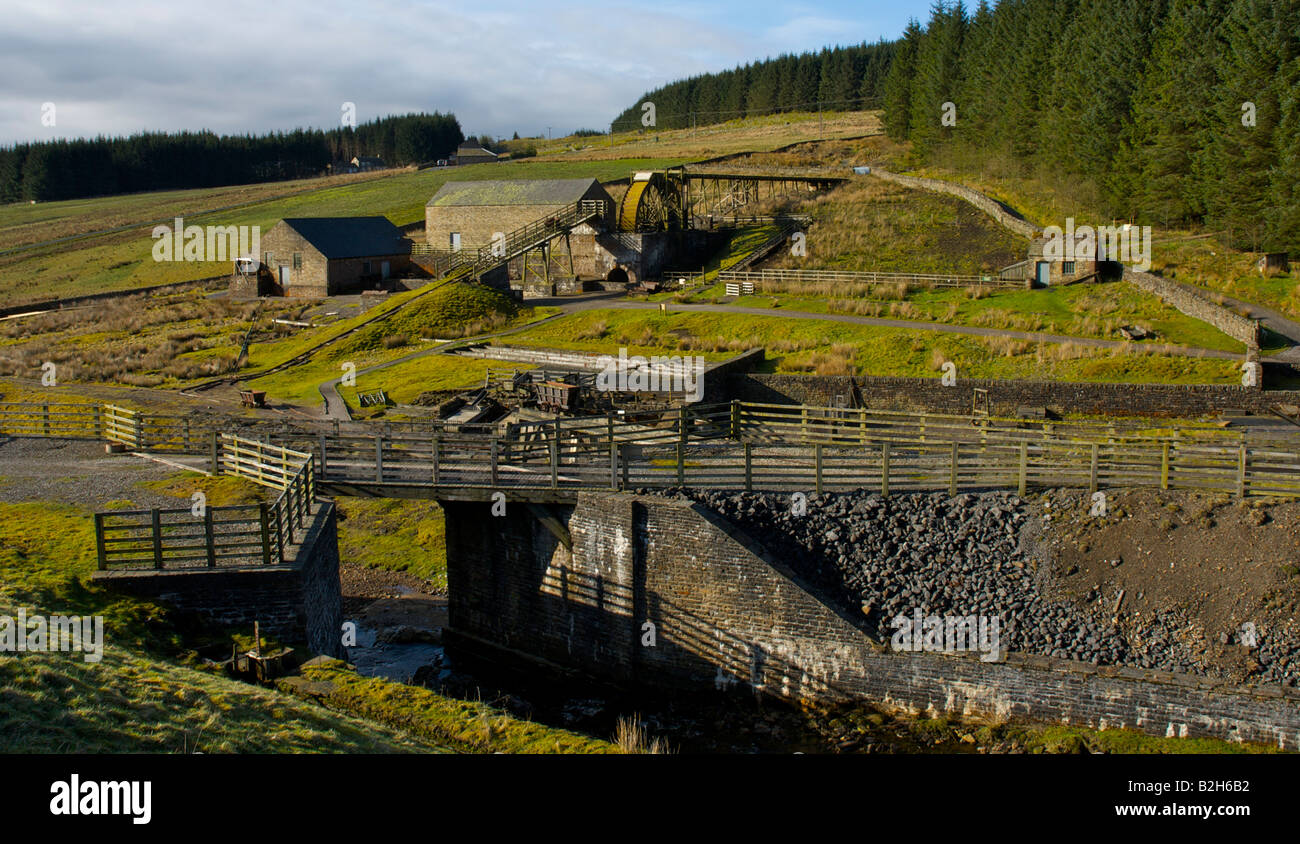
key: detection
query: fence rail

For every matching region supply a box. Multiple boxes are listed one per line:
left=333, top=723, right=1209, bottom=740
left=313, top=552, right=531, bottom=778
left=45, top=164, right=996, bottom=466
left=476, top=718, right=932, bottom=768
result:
left=92, top=435, right=316, bottom=571
left=5, top=399, right=1299, bottom=536
left=718, top=267, right=1024, bottom=290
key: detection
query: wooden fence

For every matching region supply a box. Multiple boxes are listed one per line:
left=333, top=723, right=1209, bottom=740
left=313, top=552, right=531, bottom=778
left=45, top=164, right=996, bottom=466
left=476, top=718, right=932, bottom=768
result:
left=0, top=402, right=104, bottom=439
left=288, top=432, right=1300, bottom=499
left=93, top=435, right=316, bottom=570
left=718, top=267, right=1024, bottom=290
left=6, top=399, right=1300, bottom=514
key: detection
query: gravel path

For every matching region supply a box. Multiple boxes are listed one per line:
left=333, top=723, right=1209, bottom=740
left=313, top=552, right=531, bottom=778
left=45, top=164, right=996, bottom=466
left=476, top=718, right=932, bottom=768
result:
left=0, top=438, right=207, bottom=511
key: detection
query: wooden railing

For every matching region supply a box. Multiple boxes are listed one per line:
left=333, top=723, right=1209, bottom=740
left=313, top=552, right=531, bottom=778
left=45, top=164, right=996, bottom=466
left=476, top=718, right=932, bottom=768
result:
left=5, top=399, right=1300, bottom=508
left=95, top=504, right=276, bottom=570
left=92, top=435, right=316, bottom=571
left=0, top=402, right=104, bottom=439
left=718, top=267, right=1023, bottom=290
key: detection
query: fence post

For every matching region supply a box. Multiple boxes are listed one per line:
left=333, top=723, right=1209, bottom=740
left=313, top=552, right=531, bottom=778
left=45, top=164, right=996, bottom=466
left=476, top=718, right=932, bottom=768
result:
left=814, top=443, right=823, bottom=495
left=42, top=403, right=49, bottom=437
left=949, top=442, right=959, bottom=497
left=205, top=507, right=216, bottom=568
left=210, top=431, right=220, bottom=474
left=1237, top=443, right=1247, bottom=499
left=610, top=438, right=618, bottom=490
left=1160, top=443, right=1170, bottom=490
left=676, top=441, right=685, bottom=485
left=432, top=435, right=441, bottom=486
left=92, top=405, right=102, bottom=439
left=1089, top=443, right=1099, bottom=493
left=184, top=417, right=191, bottom=450
left=1018, top=443, right=1028, bottom=497
left=730, top=400, right=740, bottom=439
left=318, top=434, right=328, bottom=477
left=259, top=503, right=272, bottom=565
left=744, top=442, right=753, bottom=492
left=621, top=444, right=629, bottom=490
left=273, top=503, right=285, bottom=562
left=375, top=436, right=384, bottom=483
left=491, top=439, right=499, bottom=487
left=880, top=442, right=890, bottom=498
left=151, top=509, right=163, bottom=570
left=94, top=513, right=106, bottom=570
left=134, top=413, right=144, bottom=450
left=550, top=438, right=558, bottom=489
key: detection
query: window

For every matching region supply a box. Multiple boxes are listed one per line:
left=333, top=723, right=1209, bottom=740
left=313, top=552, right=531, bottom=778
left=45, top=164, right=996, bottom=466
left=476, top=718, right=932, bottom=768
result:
left=1062, top=261, right=1075, bottom=274
left=292, top=252, right=302, bottom=269
left=363, top=261, right=372, bottom=274
left=450, top=232, right=461, bottom=251
left=264, top=252, right=273, bottom=267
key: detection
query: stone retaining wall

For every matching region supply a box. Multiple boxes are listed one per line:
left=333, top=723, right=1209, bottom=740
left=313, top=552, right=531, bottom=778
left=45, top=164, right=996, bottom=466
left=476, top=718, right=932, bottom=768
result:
left=870, top=168, right=1040, bottom=239
left=1125, top=269, right=1263, bottom=352
left=726, top=373, right=1292, bottom=417
left=92, top=503, right=343, bottom=657
left=443, top=492, right=1300, bottom=748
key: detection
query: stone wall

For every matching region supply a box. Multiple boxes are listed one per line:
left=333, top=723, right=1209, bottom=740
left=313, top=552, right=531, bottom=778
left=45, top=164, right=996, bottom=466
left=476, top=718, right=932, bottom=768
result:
left=726, top=373, right=1296, bottom=417
left=443, top=492, right=1300, bottom=748
left=870, top=168, right=1040, bottom=239
left=92, top=503, right=344, bottom=657
left=1125, top=269, right=1263, bottom=352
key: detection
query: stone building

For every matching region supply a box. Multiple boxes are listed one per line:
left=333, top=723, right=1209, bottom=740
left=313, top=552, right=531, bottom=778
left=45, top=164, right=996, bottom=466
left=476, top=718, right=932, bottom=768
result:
left=425, top=178, right=614, bottom=251
left=423, top=177, right=704, bottom=295
left=453, top=142, right=499, bottom=166
left=241, top=217, right=411, bottom=298
left=1026, top=232, right=1099, bottom=286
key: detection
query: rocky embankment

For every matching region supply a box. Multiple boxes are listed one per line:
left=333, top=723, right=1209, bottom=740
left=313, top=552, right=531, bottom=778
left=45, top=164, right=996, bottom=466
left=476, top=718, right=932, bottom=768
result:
left=658, top=488, right=1300, bottom=687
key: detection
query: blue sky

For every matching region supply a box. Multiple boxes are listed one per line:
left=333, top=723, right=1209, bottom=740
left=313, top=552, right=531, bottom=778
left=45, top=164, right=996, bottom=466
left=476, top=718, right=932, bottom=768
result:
left=0, top=0, right=937, bottom=145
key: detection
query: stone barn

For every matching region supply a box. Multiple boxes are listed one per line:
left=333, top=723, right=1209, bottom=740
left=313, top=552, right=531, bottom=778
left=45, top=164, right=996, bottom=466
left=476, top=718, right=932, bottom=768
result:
left=249, top=217, right=412, bottom=298
left=1027, top=232, right=1099, bottom=286
left=453, top=142, right=499, bottom=166
left=425, top=178, right=685, bottom=293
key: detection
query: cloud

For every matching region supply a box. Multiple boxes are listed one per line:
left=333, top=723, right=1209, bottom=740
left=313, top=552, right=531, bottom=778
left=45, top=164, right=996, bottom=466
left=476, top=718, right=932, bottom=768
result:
left=0, top=0, right=912, bottom=145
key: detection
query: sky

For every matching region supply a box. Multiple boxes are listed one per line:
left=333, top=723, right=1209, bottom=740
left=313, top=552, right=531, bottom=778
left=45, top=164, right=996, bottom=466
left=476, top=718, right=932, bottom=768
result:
left=0, top=0, right=936, bottom=146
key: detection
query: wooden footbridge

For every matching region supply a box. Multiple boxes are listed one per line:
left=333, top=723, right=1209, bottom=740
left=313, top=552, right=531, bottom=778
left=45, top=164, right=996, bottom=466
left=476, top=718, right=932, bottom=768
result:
left=4, top=398, right=1300, bottom=570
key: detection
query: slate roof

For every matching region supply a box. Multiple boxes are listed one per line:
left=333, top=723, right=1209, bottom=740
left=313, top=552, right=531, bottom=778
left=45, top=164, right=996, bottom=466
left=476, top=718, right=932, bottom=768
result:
left=279, top=217, right=409, bottom=259
left=427, top=178, right=603, bottom=207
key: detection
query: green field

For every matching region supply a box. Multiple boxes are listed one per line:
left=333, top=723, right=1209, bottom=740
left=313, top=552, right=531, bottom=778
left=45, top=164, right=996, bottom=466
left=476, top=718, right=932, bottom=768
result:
left=0, top=157, right=681, bottom=305
left=500, top=308, right=1240, bottom=384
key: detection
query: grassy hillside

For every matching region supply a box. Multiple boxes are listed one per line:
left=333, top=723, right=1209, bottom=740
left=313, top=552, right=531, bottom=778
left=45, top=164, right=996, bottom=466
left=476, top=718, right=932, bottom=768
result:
left=505, top=110, right=881, bottom=163
left=914, top=145, right=1300, bottom=322
left=0, top=157, right=680, bottom=305
left=0, top=491, right=612, bottom=753
left=501, top=308, right=1239, bottom=384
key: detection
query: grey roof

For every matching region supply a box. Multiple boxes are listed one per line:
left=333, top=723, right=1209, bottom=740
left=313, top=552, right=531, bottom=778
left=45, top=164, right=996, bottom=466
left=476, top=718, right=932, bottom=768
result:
left=427, top=178, right=603, bottom=207
left=280, top=217, right=409, bottom=259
